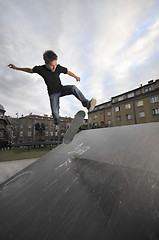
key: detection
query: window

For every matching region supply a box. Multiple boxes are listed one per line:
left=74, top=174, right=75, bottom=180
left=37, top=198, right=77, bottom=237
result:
left=126, top=114, right=132, bottom=120
left=89, top=116, right=92, bottom=120
left=20, top=131, right=23, bottom=137
left=28, top=124, right=32, bottom=129
left=93, top=114, right=98, bottom=120
left=144, top=87, right=152, bottom=93
left=128, top=92, right=134, bottom=98
left=138, top=112, right=145, bottom=118
left=99, top=105, right=104, bottom=109
left=137, top=100, right=144, bottom=107
left=0, top=122, right=4, bottom=129
left=115, top=106, right=120, bottom=112
left=28, top=131, right=32, bottom=137
left=125, top=104, right=131, bottom=109
left=100, top=113, right=104, bottom=118
left=45, top=131, right=48, bottom=136
left=152, top=108, right=159, bottom=116
left=100, top=121, right=104, bottom=127
left=116, top=116, right=121, bottom=121
left=107, top=111, right=111, bottom=116
left=0, top=131, right=3, bottom=138
left=136, top=90, right=141, bottom=95
left=108, top=120, right=112, bottom=125
left=118, top=96, right=124, bottom=101
left=150, top=96, right=159, bottom=103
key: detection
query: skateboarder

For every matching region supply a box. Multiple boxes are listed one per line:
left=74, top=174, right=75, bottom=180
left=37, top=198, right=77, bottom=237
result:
left=8, top=50, right=96, bottom=129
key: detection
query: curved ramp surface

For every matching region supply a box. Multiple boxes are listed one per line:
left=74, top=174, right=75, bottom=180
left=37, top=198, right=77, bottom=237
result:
left=0, top=122, right=159, bottom=240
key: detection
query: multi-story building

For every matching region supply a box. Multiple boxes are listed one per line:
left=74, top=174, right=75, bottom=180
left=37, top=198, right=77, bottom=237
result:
left=17, top=114, right=73, bottom=143
left=10, top=117, right=19, bottom=144
left=0, top=104, right=13, bottom=148
left=88, top=79, right=159, bottom=128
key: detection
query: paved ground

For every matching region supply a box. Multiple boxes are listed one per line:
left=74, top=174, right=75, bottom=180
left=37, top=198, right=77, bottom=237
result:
left=0, top=158, right=38, bottom=184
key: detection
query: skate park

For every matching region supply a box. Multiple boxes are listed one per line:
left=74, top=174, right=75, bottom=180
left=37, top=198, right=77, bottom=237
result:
left=0, top=122, right=159, bottom=240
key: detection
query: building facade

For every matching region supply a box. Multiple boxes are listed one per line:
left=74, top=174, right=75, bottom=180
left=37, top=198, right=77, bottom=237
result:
left=0, top=105, right=88, bottom=147
left=17, top=114, right=73, bottom=143
left=88, top=79, right=159, bottom=128
left=0, top=104, right=13, bottom=148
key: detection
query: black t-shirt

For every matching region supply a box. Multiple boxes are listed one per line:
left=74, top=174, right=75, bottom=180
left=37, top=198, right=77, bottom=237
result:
left=32, top=64, right=68, bottom=96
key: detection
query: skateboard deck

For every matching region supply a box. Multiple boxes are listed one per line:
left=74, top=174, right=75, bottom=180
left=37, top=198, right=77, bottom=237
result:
left=63, top=110, right=85, bottom=144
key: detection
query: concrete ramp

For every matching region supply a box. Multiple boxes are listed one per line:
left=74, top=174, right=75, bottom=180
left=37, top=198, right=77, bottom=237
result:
left=0, top=122, right=159, bottom=240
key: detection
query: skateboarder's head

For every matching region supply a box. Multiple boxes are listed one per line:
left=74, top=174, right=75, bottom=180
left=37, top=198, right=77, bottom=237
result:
left=43, top=50, right=58, bottom=72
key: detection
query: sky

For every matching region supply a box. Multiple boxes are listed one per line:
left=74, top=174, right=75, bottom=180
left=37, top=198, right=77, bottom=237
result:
left=0, top=0, right=159, bottom=118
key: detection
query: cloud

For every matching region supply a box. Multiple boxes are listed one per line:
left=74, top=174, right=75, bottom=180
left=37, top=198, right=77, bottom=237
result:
left=0, top=0, right=159, bottom=118
left=85, top=0, right=159, bottom=100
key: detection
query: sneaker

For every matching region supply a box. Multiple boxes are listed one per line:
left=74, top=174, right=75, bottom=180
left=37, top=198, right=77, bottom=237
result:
left=87, top=98, right=97, bottom=112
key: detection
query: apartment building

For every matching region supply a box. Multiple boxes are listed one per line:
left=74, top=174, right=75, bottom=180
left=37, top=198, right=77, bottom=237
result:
left=18, top=114, right=73, bottom=143
left=88, top=79, right=159, bottom=128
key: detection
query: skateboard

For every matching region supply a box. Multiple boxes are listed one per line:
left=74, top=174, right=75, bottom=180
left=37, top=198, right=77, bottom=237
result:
left=63, top=110, right=85, bottom=144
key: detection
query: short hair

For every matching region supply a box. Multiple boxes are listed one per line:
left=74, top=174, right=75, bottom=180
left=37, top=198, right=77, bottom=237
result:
left=43, top=50, right=58, bottom=63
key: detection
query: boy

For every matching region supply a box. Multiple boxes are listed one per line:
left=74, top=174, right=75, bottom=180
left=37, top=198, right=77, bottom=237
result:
left=8, top=50, right=96, bottom=128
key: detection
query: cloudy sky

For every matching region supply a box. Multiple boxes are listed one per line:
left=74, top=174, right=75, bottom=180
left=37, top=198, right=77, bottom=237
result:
left=1, top=0, right=159, bottom=118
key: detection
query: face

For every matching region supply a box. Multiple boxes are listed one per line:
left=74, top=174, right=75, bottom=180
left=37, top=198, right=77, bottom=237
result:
left=45, top=60, right=57, bottom=72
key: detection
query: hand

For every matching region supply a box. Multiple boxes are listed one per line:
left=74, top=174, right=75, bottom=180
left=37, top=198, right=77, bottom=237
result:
left=76, top=76, right=80, bottom=82
left=8, top=64, right=17, bottom=70
left=67, top=70, right=80, bottom=82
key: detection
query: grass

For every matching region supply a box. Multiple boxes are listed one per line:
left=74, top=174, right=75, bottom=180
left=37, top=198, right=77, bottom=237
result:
left=0, top=146, right=56, bottom=162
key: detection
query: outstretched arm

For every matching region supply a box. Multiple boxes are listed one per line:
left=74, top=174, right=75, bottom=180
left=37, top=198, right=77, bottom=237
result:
left=67, top=70, right=80, bottom=82
left=8, top=64, right=33, bottom=74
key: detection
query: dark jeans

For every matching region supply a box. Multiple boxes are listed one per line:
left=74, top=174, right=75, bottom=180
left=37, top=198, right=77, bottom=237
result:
left=50, top=85, right=88, bottom=125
